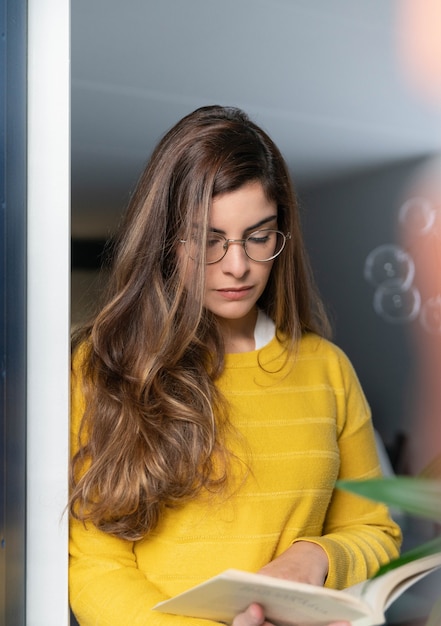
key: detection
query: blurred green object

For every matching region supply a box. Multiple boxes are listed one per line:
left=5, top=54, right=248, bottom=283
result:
left=337, top=477, right=441, bottom=522
left=374, top=535, right=441, bottom=576
left=338, top=472, right=441, bottom=625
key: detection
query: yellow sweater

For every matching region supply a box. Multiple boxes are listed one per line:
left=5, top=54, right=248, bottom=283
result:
left=69, top=333, right=401, bottom=625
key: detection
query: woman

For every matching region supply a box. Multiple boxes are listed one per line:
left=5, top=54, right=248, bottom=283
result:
left=69, top=105, right=401, bottom=626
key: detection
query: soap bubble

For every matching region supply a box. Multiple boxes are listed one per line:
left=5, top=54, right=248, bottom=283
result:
left=364, top=244, right=415, bottom=289
left=373, top=283, right=421, bottom=324
left=420, top=296, right=441, bottom=334
left=398, top=197, right=436, bottom=236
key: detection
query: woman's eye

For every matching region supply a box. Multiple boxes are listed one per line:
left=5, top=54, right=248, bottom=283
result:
left=207, top=237, right=222, bottom=247
left=249, top=235, right=269, bottom=244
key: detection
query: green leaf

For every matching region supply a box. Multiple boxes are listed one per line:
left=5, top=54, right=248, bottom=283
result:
left=337, top=477, right=441, bottom=521
left=374, top=536, right=441, bottom=577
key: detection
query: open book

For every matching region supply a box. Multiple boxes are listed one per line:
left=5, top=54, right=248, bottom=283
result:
left=154, top=551, right=441, bottom=626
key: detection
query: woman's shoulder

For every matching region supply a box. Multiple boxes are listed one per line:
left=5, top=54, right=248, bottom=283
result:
left=298, top=332, right=344, bottom=356
left=295, top=332, right=361, bottom=388
left=289, top=332, right=356, bottom=373
left=71, top=339, right=92, bottom=373
left=70, top=340, right=93, bottom=412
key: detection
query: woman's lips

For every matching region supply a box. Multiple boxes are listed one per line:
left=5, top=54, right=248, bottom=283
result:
left=216, top=286, right=253, bottom=300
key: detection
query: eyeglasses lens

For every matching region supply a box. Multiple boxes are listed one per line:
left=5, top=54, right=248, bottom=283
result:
left=204, top=230, right=284, bottom=263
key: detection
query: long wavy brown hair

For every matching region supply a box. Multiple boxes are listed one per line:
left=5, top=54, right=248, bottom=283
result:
left=69, top=105, right=330, bottom=540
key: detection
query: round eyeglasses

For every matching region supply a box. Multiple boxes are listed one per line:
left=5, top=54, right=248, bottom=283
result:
left=180, top=229, right=291, bottom=264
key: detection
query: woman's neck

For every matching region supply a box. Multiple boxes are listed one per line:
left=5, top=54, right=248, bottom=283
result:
left=218, top=308, right=258, bottom=353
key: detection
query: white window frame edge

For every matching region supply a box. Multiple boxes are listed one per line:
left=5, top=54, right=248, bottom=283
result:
left=27, top=0, right=70, bottom=623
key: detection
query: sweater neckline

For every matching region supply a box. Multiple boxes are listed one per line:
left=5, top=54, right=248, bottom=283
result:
left=223, top=334, right=282, bottom=368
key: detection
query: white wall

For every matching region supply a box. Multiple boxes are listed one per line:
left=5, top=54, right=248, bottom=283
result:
left=27, top=0, right=70, bottom=623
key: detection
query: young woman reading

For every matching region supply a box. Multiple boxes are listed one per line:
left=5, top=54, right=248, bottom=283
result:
left=69, top=105, right=401, bottom=626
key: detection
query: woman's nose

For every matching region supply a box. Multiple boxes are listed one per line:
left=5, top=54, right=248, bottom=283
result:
left=220, top=241, right=250, bottom=277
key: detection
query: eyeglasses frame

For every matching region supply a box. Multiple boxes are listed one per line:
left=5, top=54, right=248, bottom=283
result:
left=180, top=229, right=291, bottom=265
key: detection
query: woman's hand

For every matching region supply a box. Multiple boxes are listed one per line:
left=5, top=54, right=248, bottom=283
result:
left=232, top=604, right=350, bottom=626
left=258, top=541, right=329, bottom=585
left=231, top=542, right=350, bottom=626
left=231, top=602, right=275, bottom=626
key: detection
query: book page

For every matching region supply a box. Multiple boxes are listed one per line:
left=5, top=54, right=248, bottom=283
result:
left=154, top=570, right=372, bottom=626
left=354, top=552, right=441, bottom=613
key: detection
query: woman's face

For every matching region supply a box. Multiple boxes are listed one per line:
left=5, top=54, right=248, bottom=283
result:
left=201, top=181, right=277, bottom=334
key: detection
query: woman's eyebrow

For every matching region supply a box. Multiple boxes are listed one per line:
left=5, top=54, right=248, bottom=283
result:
left=209, top=215, right=278, bottom=235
